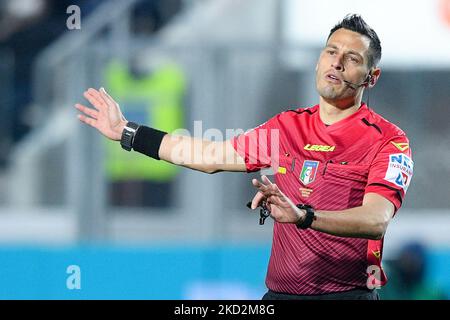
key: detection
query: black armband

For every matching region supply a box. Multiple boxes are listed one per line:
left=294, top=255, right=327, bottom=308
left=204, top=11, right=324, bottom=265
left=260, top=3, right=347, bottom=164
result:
left=132, top=125, right=167, bottom=160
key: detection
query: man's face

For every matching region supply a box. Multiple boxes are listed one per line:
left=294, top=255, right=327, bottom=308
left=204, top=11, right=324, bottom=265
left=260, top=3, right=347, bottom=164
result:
left=316, top=28, right=372, bottom=103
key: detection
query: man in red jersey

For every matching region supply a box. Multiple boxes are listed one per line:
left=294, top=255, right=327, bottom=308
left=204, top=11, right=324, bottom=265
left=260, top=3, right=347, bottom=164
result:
left=75, top=14, right=413, bottom=300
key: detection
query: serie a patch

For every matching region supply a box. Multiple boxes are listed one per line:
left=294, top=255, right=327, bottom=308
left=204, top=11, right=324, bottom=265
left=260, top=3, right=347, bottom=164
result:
left=300, top=160, right=319, bottom=185
left=384, top=153, right=413, bottom=191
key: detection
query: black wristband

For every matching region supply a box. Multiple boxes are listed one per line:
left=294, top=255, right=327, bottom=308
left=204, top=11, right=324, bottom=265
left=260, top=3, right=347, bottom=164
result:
left=296, top=204, right=315, bottom=229
left=132, top=125, right=167, bottom=160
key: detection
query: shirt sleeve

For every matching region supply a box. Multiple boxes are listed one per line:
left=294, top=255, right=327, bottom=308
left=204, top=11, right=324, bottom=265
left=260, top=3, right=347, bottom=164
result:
left=365, top=136, right=414, bottom=212
left=230, top=114, right=281, bottom=173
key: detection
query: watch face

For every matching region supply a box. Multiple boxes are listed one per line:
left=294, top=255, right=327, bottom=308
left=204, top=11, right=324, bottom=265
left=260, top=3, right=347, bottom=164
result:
left=121, top=131, right=133, bottom=150
left=126, top=122, right=140, bottom=131
left=121, top=122, right=140, bottom=151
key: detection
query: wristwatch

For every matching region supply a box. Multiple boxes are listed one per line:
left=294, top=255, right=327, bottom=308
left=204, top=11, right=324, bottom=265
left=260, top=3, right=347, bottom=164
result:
left=296, top=204, right=315, bottom=229
left=120, top=121, right=140, bottom=151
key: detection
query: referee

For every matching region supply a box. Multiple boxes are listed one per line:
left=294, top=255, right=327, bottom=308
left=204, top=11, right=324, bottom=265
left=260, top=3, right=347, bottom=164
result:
left=75, top=14, right=413, bottom=300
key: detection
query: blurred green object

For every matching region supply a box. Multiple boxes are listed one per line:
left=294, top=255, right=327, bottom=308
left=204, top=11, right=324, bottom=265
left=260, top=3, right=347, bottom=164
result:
left=104, top=60, right=186, bottom=182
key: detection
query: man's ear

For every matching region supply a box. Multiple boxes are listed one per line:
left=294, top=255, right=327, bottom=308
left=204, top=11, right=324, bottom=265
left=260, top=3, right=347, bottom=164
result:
left=368, top=68, right=381, bottom=88
left=315, top=63, right=318, bottom=72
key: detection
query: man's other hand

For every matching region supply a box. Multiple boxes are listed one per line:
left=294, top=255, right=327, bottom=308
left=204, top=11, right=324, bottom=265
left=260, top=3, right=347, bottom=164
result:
left=251, top=175, right=305, bottom=224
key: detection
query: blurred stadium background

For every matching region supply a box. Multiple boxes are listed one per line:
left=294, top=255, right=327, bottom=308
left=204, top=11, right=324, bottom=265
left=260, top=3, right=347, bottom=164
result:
left=0, top=0, right=449, bottom=299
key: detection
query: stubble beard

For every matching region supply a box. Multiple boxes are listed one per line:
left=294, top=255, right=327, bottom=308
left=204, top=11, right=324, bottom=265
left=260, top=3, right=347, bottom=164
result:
left=317, top=81, right=354, bottom=102
left=317, top=83, right=344, bottom=100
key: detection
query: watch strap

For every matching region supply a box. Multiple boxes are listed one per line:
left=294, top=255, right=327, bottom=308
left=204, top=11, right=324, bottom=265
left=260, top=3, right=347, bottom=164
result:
left=296, top=204, right=315, bottom=229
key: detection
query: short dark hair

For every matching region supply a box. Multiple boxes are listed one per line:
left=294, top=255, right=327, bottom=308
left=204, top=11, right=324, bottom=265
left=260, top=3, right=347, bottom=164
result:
left=328, top=14, right=382, bottom=68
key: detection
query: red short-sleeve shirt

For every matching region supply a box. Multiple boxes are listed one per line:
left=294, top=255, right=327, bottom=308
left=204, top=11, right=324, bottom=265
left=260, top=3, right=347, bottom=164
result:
left=231, top=104, right=413, bottom=295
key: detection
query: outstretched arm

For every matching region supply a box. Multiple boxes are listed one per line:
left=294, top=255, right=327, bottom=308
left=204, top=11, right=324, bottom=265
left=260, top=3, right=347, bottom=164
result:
left=75, top=88, right=246, bottom=173
left=250, top=175, right=394, bottom=240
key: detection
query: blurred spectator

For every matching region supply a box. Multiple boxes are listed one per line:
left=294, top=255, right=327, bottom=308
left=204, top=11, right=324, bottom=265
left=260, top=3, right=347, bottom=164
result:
left=381, top=241, right=448, bottom=300
left=131, top=0, right=182, bottom=35
left=0, top=0, right=103, bottom=145
left=0, top=0, right=182, bottom=167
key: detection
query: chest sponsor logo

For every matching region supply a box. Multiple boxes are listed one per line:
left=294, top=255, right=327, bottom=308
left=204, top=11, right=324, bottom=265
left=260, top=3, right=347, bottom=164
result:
left=304, top=144, right=335, bottom=152
left=300, top=160, right=320, bottom=185
left=390, top=141, right=409, bottom=152
left=384, top=153, right=414, bottom=192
